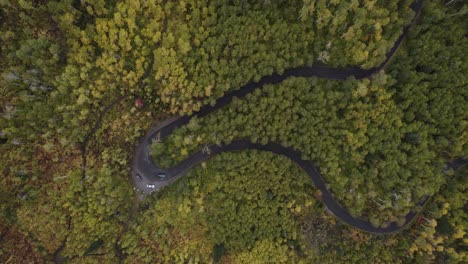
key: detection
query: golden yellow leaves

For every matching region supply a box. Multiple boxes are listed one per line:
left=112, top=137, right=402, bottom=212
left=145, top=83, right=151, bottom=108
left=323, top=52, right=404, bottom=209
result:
left=204, top=84, right=213, bottom=97
left=76, top=92, right=88, bottom=105
left=113, top=12, right=123, bottom=26
left=178, top=38, right=192, bottom=54
left=374, top=22, right=383, bottom=41
left=453, top=228, right=466, bottom=240
left=354, top=82, right=369, bottom=97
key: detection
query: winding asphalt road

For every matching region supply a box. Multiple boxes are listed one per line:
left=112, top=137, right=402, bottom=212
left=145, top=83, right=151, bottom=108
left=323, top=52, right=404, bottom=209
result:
left=130, top=0, right=454, bottom=233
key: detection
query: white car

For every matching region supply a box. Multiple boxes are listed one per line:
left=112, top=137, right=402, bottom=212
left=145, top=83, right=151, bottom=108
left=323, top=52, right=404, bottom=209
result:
left=146, top=184, right=155, bottom=189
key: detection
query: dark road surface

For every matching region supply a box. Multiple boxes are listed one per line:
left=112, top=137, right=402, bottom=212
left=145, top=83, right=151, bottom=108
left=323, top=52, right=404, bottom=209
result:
left=130, top=0, right=465, bottom=233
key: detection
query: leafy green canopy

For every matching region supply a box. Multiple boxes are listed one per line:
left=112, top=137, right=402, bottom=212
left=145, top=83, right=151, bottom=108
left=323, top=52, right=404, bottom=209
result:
left=122, top=151, right=316, bottom=263
left=0, top=0, right=466, bottom=262
left=151, top=76, right=439, bottom=226
left=150, top=0, right=467, bottom=228
left=1, top=0, right=416, bottom=148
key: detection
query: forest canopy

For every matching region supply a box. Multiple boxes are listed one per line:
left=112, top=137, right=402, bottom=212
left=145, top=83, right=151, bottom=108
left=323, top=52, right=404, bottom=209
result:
left=1, top=0, right=467, bottom=263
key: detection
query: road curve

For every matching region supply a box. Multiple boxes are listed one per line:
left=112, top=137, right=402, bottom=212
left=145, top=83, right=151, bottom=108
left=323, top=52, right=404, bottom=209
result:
left=131, top=0, right=437, bottom=234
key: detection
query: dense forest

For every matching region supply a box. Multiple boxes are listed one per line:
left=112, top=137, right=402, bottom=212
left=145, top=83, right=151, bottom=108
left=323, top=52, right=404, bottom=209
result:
left=1, top=0, right=467, bottom=263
